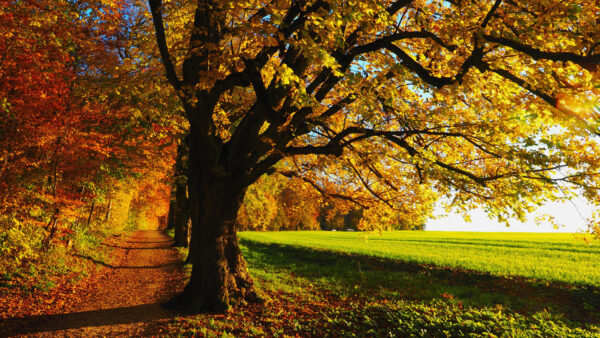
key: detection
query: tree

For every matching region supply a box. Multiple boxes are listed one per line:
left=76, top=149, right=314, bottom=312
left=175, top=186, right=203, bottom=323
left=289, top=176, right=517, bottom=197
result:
left=237, top=174, right=322, bottom=231
left=0, top=0, right=178, bottom=275
left=276, top=179, right=322, bottom=230
left=171, top=140, right=191, bottom=247
left=148, top=0, right=600, bottom=313
left=237, top=174, right=281, bottom=231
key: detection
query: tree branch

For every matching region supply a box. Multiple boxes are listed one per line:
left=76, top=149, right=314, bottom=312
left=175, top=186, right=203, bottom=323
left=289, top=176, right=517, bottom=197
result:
left=480, top=64, right=555, bottom=105
left=350, top=31, right=457, bottom=56
left=480, top=0, right=503, bottom=28
left=385, top=44, right=455, bottom=88
left=347, top=161, right=394, bottom=208
left=484, top=35, right=600, bottom=69
left=148, top=0, right=181, bottom=89
left=277, top=170, right=369, bottom=208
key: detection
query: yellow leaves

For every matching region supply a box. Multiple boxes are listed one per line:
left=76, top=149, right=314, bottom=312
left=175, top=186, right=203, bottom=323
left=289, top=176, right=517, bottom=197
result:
left=535, top=214, right=561, bottom=230
left=258, top=121, right=270, bottom=135
left=555, top=94, right=597, bottom=119
left=213, top=102, right=232, bottom=141
left=321, top=51, right=344, bottom=77
left=266, top=36, right=279, bottom=47
left=278, top=64, right=299, bottom=86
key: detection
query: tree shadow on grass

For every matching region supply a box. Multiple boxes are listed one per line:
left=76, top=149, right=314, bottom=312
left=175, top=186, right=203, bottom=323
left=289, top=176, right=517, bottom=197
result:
left=240, top=239, right=600, bottom=324
left=1, top=303, right=179, bottom=336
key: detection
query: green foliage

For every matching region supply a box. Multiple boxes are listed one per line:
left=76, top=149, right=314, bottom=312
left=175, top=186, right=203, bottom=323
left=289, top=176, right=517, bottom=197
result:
left=0, top=213, right=109, bottom=291
left=239, top=175, right=426, bottom=231
left=318, top=300, right=599, bottom=337
left=169, top=233, right=599, bottom=336
left=238, top=175, right=281, bottom=231
left=0, top=214, right=43, bottom=276
left=69, top=225, right=108, bottom=266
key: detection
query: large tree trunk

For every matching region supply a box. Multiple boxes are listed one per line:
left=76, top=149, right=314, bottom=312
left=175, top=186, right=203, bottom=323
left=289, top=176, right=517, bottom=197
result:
left=165, top=131, right=259, bottom=313
left=166, top=178, right=259, bottom=313
left=150, top=0, right=261, bottom=314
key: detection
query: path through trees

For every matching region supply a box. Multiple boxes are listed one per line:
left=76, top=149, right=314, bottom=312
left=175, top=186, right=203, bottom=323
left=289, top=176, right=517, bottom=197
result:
left=2, top=231, right=185, bottom=336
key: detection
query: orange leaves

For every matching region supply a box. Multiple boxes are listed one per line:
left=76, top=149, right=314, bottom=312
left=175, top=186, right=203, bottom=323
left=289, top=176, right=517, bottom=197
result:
left=0, top=0, right=177, bottom=276
left=238, top=175, right=323, bottom=231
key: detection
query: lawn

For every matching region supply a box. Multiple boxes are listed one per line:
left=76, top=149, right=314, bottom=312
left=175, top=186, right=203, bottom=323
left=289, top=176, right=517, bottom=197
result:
left=238, top=230, right=600, bottom=287
left=169, top=231, right=600, bottom=337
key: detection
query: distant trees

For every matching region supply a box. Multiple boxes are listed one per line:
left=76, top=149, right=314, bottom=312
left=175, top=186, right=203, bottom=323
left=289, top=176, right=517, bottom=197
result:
left=237, top=174, right=426, bottom=231
left=237, top=174, right=322, bottom=231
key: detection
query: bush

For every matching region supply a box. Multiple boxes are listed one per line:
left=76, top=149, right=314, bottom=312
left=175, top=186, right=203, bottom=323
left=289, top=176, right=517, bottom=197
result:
left=0, top=215, right=43, bottom=277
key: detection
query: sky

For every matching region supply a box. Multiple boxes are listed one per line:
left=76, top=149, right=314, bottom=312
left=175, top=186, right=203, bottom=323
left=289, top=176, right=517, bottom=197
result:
left=425, top=197, right=594, bottom=233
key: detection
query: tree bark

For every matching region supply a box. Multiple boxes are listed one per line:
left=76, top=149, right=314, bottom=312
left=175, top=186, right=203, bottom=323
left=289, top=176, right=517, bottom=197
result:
left=104, top=198, right=112, bottom=223
left=86, top=200, right=95, bottom=227
left=165, top=131, right=259, bottom=313
left=150, top=0, right=260, bottom=312
left=173, top=178, right=190, bottom=247
left=170, top=138, right=190, bottom=246
left=42, top=216, right=58, bottom=251
left=166, top=196, right=175, bottom=230
left=167, top=181, right=258, bottom=312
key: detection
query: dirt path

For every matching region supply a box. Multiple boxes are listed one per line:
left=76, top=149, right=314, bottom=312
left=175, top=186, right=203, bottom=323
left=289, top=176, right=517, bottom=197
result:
left=5, top=230, right=186, bottom=337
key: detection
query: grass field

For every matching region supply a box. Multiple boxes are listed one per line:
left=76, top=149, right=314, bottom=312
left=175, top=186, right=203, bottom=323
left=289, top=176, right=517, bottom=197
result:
left=170, top=231, right=600, bottom=336
left=238, top=231, right=600, bottom=287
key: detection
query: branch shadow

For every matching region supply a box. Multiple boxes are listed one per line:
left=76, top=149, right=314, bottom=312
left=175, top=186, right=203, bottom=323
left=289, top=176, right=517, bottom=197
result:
left=73, top=254, right=114, bottom=268
left=73, top=254, right=182, bottom=270
left=124, top=241, right=173, bottom=244
left=1, top=303, right=179, bottom=336
left=101, top=244, right=175, bottom=250
left=115, top=263, right=183, bottom=269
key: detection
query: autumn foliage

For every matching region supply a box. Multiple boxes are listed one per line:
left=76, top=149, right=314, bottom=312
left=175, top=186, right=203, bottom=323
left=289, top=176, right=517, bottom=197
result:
left=0, top=0, right=177, bottom=279
left=2, top=0, right=600, bottom=314
left=237, top=173, right=427, bottom=231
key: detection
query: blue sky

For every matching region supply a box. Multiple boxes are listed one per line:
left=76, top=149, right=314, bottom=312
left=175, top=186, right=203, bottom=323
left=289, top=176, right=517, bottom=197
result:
left=426, top=198, right=593, bottom=233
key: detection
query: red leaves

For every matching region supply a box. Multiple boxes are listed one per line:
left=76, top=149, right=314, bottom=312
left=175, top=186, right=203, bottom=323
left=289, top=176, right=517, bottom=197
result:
left=0, top=0, right=176, bottom=276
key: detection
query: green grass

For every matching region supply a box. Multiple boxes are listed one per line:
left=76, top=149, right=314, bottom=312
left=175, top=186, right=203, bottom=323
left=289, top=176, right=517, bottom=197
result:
left=238, top=231, right=600, bottom=287
left=169, top=232, right=600, bottom=337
